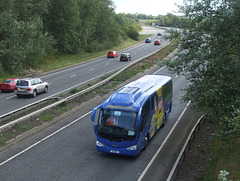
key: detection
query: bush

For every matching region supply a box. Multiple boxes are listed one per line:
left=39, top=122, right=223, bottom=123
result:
left=126, top=28, right=139, bottom=41
left=216, top=109, right=240, bottom=141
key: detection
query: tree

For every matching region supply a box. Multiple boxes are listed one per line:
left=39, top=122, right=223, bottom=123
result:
left=115, top=14, right=141, bottom=40
left=47, top=0, right=81, bottom=54
left=87, top=0, right=121, bottom=51
left=0, top=0, right=143, bottom=75
left=77, top=0, right=99, bottom=52
left=0, top=0, right=55, bottom=74
left=126, top=26, right=139, bottom=41
left=166, top=0, right=240, bottom=122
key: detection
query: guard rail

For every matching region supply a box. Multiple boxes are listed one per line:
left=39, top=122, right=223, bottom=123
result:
left=0, top=40, right=171, bottom=132
left=167, top=114, right=206, bottom=181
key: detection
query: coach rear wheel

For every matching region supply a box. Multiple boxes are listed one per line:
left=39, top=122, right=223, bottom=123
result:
left=161, top=113, right=167, bottom=128
left=143, top=135, right=149, bottom=150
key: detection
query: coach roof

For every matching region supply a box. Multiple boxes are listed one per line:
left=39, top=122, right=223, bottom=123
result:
left=102, top=75, right=171, bottom=110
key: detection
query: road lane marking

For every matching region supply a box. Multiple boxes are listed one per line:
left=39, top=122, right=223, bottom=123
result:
left=153, top=66, right=166, bottom=74
left=0, top=111, right=92, bottom=166
left=70, top=75, right=76, bottom=78
left=90, top=68, right=95, bottom=71
left=6, top=95, right=16, bottom=100
left=0, top=65, right=175, bottom=166
left=105, top=63, right=109, bottom=65
left=137, top=101, right=191, bottom=181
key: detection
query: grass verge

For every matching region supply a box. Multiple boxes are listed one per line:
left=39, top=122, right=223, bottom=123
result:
left=0, top=37, right=178, bottom=146
left=201, top=136, right=240, bottom=180
left=38, top=35, right=149, bottom=73
left=39, top=114, right=54, bottom=122
left=0, top=34, right=149, bottom=82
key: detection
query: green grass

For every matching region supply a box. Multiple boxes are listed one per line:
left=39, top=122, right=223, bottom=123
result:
left=97, top=39, right=180, bottom=93
left=201, top=137, right=240, bottom=180
left=101, top=75, right=109, bottom=80
left=3, top=133, right=13, bottom=140
left=69, top=88, right=83, bottom=94
left=38, top=35, right=149, bottom=73
left=96, top=88, right=108, bottom=94
left=138, top=19, right=158, bottom=24
left=0, top=133, right=14, bottom=145
left=0, top=34, right=149, bottom=80
left=39, top=113, right=54, bottom=122
left=0, top=137, right=5, bottom=146
left=54, top=101, right=72, bottom=113
left=16, top=123, right=28, bottom=133
left=59, top=105, right=72, bottom=112
left=59, top=101, right=68, bottom=107
left=0, top=74, right=19, bottom=83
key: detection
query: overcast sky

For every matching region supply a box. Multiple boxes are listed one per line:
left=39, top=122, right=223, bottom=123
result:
left=112, top=0, right=184, bottom=16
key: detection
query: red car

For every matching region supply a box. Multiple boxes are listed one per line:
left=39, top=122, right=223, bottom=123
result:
left=107, top=51, right=118, bottom=58
left=0, top=78, right=19, bottom=92
left=154, top=40, right=161, bottom=45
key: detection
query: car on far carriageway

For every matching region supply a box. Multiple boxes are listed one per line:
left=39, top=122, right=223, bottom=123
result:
left=120, top=53, right=131, bottom=61
left=14, top=78, right=48, bottom=98
left=145, top=38, right=151, bottom=43
left=0, top=78, right=19, bottom=92
left=154, top=40, right=161, bottom=45
left=107, top=51, right=118, bottom=58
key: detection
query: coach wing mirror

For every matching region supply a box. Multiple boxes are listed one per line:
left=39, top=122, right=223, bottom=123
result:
left=91, top=105, right=101, bottom=122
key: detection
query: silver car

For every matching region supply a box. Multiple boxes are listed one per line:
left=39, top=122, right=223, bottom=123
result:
left=15, top=78, right=48, bottom=97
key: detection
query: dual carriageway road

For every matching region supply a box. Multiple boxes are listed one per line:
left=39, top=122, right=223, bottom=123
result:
left=0, top=26, right=195, bottom=180
left=0, top=26, right=168, bottom=116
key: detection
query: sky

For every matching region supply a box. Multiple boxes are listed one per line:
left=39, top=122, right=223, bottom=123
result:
left=112, top=0, right=184, bottom=16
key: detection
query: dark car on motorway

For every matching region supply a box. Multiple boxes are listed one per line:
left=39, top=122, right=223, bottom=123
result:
left=107, top=51, right=118, bottom=58
left=0, top=78, right=19, bottom=92
left=145, top=38, right=151, bottom=43
left=157, top=32, right=162, bottom=36
left=154, top=40, right=161, bottom=45
left=14, top=78, right=48, bottom=98
left=120, top=53, right=131, bottom=61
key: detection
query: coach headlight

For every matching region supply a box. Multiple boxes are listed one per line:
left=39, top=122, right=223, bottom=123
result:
left=96, top=140, right=104, bottom=147
left=127, top=145, right=137, bottom=150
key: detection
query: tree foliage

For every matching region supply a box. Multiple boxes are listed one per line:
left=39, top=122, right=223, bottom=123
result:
left=166, top=0, right=240, bottom=124
left=0, top=0, right=55, bottom=74
left=0, top=0, right=140, bottom=75
left=47, top=0, right=81, bottom=54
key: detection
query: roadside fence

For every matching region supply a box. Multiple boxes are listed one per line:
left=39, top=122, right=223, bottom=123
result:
left=0, top=40, right=171, bottom=133
left=167, top=114, right=206, bottom=181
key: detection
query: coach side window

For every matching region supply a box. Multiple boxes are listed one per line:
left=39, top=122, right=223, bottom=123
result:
left=151, top=93, right=158, bottom=111
left=140, top=99, right=150, bottom=132
left=163, top=80, right=172, bottom=102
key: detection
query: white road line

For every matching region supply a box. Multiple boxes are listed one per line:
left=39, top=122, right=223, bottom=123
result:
left=0, top=111, right=92, bottom=166
left=153, top=66, right=166, bottom=74
left=137, top=101, right=191, bottom=181
left=70, top=75, right=76, bottom=78
left=90, top=68, right=95, bottom=71
left=6, top=95, right=16, bottom=100
left=105, top=63, right=109, bottom=65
